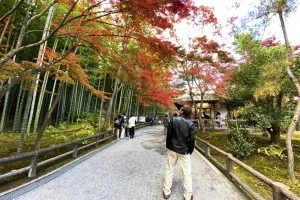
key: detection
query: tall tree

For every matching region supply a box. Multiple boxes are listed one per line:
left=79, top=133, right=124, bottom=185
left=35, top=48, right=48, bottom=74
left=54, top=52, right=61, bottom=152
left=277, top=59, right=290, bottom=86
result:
left=176, top=36, right=234, bottom=132
left=229, top=33, right=289, bottom=144
left=234, top=0, right=298, bottom=181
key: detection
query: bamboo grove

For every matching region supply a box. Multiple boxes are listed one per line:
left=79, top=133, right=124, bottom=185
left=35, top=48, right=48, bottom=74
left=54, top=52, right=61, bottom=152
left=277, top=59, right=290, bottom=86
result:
left=0, top=0, right=217, bottom=153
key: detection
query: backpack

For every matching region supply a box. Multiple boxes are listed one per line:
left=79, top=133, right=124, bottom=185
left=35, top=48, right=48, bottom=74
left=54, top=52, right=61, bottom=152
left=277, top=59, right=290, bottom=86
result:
left=115, top=119, right=120, bottom=126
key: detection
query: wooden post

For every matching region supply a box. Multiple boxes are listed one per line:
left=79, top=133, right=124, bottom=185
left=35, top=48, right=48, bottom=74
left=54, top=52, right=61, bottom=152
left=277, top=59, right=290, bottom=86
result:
left=72, top=143, right=78, bottom=158
left=96, top=136, right=99, bottom=148
left=226, top=154, right=234, bottom=179
left=273, top=182, right=285, bottom=200
left=204, top=142, right=210, bottom=158
left=110, top=129, right=114, bottom=141
left=28, top=153, right=38, bottom=178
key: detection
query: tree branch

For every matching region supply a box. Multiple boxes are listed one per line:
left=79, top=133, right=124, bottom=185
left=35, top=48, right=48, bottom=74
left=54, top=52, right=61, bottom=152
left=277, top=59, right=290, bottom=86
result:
left=0, top=0, right=25, bottom=23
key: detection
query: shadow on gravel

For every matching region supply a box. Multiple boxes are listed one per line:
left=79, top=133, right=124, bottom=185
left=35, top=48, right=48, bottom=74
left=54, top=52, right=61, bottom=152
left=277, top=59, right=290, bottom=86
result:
left=141, top=139, right=166, bottom=155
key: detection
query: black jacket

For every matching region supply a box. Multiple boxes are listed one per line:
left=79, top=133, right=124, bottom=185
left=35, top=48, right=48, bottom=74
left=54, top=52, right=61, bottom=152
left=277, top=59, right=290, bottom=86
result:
left=114, top=115, right=124, bottom=128
left=166, top=116, right=195, bottom=155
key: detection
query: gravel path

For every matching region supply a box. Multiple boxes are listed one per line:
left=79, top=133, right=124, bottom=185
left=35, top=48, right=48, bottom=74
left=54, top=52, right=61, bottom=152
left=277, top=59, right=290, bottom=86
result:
left=1, top=126, right=246, bottom=200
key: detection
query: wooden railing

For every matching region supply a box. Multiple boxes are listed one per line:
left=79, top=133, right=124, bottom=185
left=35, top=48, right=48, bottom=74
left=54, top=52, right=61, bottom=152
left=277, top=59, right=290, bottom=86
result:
left=195, top=136, right=300, bottom=200
left=191, top=119, right=259, bottom=131
left=0, top=123, right=148, bottom=182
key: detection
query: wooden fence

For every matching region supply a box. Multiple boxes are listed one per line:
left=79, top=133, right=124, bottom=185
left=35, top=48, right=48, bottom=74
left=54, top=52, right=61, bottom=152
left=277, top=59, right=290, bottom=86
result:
left=191, top=119, right=261, bottom=132
left=195, top=136, right=300, bottom=200
left=0, top=123, right=148, bottom=182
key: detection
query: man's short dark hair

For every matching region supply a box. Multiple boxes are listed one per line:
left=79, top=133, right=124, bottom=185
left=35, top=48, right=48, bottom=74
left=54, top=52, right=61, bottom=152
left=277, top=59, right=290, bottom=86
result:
left=181, top=105, right=192, bottom=117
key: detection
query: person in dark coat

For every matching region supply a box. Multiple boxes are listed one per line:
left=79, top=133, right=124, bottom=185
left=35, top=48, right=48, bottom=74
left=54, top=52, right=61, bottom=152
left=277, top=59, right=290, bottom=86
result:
left=163, top=105, right=195, bottom=200
left=114, top=114, right=123, bottom=139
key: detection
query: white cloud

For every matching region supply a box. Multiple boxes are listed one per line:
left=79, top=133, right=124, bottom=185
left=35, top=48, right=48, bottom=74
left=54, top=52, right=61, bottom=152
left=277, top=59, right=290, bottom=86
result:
left=175, top=0, right=300, bottom=52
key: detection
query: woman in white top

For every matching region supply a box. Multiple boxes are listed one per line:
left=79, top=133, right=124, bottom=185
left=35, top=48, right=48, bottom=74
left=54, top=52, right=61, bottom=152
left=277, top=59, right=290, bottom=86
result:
left=128, top=114, right=137, bottom=139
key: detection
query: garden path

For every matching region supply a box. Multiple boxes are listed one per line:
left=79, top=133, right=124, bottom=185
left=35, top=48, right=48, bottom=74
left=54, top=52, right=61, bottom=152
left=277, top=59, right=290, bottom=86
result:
left=1, top=126, right=246, bottom=200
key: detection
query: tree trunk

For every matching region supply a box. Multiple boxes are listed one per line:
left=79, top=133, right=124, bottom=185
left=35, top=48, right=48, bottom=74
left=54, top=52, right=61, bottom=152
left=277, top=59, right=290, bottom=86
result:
left=136, top=100, right=139, bottom=122
left=33, top=71, right=49, bottom=133
left=93, top=78, right=101, bottom=112
left=77, top=85, right=84, bottom=117
left=0, top=16, right=11, bottom=45
left=67, top=82, right=76, bottom=122
left=13, top=83, right=25, bottom=132
left=17, top=89, right=34, bottom=153
left=102, top=77, right=120, bottom=130
left=278, top=10, right=297, bottom=181
left=34, top=82, right=63, bottom=150
left=0, top=87, right=10, bottom=132
left=127, top=89, right=133, bottom=115
left=26, top=73, right=40, bottom=134
left=118, top=84, right=124, bottom=113
left=98, top=74, right=106, bottom=130
left=55, top=87, right=63, bottom=126
left=60, top=84, right=67, bottom=121
left=86, top=77, right=96, bottom=113
left=112, top=85, right=120, bottom=118
left=27, top=5, right=54, bottom=134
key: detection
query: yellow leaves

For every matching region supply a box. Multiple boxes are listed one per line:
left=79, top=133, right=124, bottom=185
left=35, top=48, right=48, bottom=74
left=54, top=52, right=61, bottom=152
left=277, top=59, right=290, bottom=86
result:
left=0, top=61, right=27, bottom=83
left=254, top=81, right=281, bottom=101
left=253, top=57, right=285, bottom=101
left=0, top=60, right=41, bottom=82
left=56, top=70, right=75, bottom=85
left=21, top=61, right=37, bottom=69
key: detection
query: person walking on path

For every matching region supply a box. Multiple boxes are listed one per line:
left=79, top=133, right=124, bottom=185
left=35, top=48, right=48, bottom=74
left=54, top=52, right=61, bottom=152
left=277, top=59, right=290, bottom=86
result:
left=120, top=112, right=126, bottom=138
left=163, top=115, right=170, bottom=135
left=128, top=114, right=137, bottom=140
left=163, top=105, right=195, bottom=200
left=114, top=114, right=123, bottom=139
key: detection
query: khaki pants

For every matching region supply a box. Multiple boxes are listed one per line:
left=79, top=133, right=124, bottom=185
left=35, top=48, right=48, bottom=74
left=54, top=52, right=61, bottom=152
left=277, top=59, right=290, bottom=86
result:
left=163, top=149, right=192, bottom=199
left=116, top=128, right=121, bottom=139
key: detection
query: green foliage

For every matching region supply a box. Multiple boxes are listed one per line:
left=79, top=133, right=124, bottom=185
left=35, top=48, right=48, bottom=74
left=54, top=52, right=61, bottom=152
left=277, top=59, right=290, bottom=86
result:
left=228, top=129, right=255, bottom=158
left=228, top=32, right=294, bottom=137
left=44, top=122, right=95, bottom=145
left=79, top=112, right=102, bottom=128
left=227, top=119, right=247, bottom=129
left=257, top=145, right=286, bottom=159
left=198, top=131, right=300, bottom=197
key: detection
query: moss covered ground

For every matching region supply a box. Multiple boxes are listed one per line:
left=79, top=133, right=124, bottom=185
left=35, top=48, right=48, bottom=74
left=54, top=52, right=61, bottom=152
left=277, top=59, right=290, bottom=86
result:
left=0, top=122, right=112, bottom=193
left=197, top=131, right=300, bottom=199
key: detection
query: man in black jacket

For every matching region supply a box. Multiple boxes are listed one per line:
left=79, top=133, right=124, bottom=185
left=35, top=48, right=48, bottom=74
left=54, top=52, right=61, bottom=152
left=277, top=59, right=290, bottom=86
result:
left=163, top=105, right=195, bottom=200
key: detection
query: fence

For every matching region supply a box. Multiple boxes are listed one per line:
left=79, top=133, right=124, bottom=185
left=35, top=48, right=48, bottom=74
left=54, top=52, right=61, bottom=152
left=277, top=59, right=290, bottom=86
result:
left=191, top=119, right=261, bottom=132
left=0, top=123, right=148, bottom=182
left=195, top=136, right=300, bottom=200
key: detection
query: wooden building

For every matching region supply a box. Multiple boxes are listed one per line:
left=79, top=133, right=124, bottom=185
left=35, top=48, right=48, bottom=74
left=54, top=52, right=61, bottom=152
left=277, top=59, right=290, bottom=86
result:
left=173, top=94, right=228, bottom=120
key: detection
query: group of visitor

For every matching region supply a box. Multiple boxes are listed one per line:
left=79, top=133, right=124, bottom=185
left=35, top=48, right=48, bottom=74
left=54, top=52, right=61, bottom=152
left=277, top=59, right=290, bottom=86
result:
left=112, top=106, right=226, bottom=199
left=114, top=113, right=137, bottom=140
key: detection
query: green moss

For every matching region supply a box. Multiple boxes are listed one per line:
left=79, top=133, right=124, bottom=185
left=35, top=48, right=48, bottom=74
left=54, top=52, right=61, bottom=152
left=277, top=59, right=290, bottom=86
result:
left=0, top=122, right=109, bottom=193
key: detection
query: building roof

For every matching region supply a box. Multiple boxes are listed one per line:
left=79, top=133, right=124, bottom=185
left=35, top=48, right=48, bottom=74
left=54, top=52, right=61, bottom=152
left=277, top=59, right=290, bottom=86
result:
left=173, top=94, right=219, bottom=109
left=174, top=94, right=219, bottom=102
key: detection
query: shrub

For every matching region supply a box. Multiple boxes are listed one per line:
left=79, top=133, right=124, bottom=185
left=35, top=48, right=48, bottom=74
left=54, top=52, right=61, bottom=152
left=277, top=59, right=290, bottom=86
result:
left=228, top=128, right=255, bottom=159
left=257, top=145, right=286, bottom=159
left=227, top=119, right=247, bottom=129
